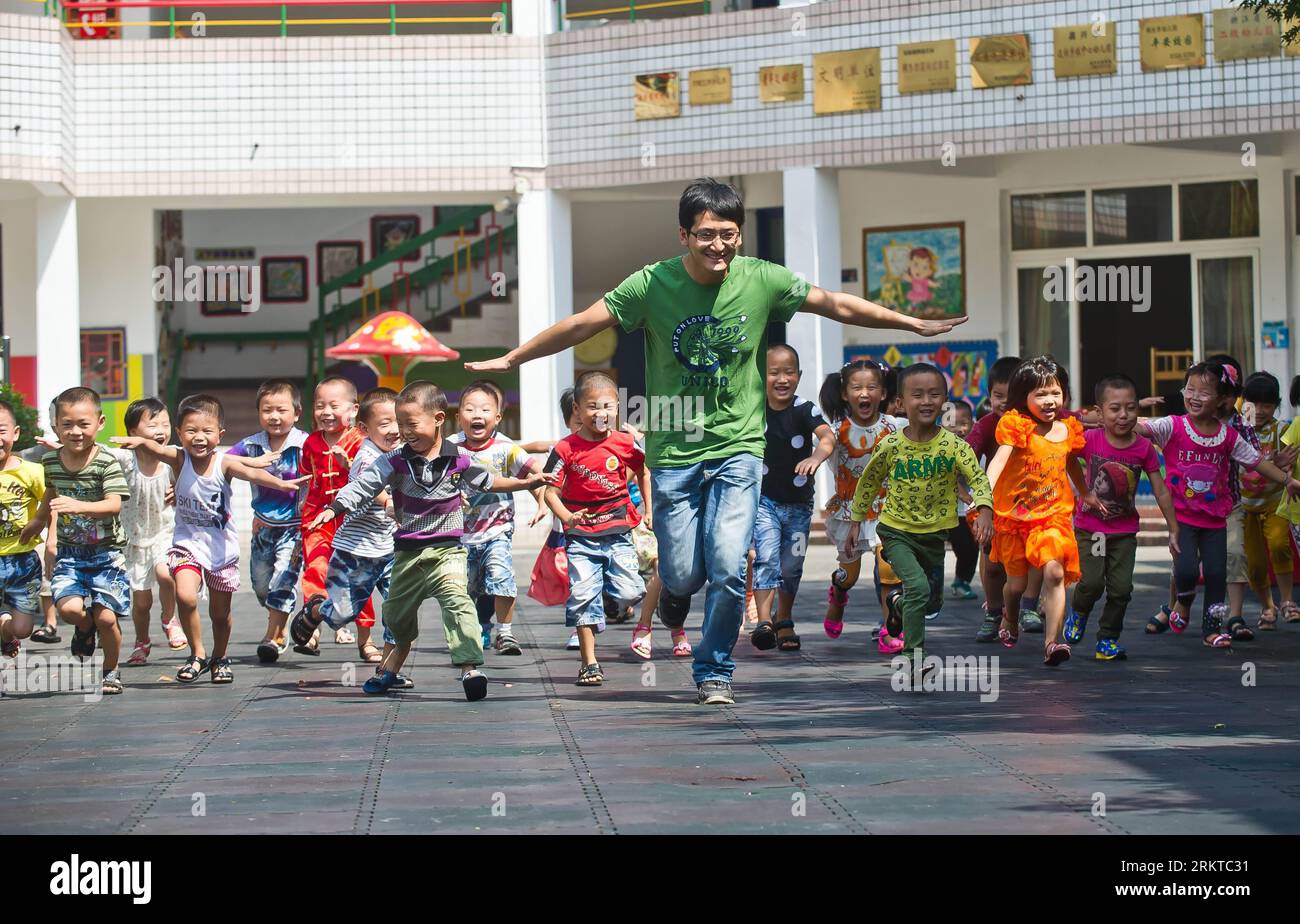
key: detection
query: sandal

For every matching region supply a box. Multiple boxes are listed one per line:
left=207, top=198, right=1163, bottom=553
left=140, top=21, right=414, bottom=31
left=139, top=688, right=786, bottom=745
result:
left=125, top=640, right=151, bottom=666
left=823, top=617, right=844, bottom=640
left=774, top=619, right=801, bottom=652
left=1145, top=606, right=1172, bottom=634
left=256, top=635, right=284, bottom=663
left=1282, top=601, right=1300, bottom=624
left=1203, top=633, right=1233, bottom=649
left=100, top=670, right=123, bottom=695
left=334, top=627, right=355, bottom=645
left=1169, top=608, right=1188, bottom=634
left=210, top=657, right=234, bottom=684
left=670, top=629, right=692, bottom=657
left=1, top=638, right=19, bottom=659
left=29, top=624, right=60, bottom=644
left=1226, top=616, right=1255, bottom=642
left=163, top=617, right=188, bottom=650
left=877, top=629, right=904, bottom=655
left=176, top=655, right=210, bottom=684
left=358, top=642, right=383, bottom=664
left=576, top=662, right=604, bottom=686
left=630, top=625, right=653, bottom=660
left=884, top=588, right=904, bottom=639
left=998, top=616, right=1020, bottom=649
left=1258, top=608, right=1278, bottom=631
left=750, top=620, right=777, bottom=651
left=1044, top=641, right=1072, bottom=667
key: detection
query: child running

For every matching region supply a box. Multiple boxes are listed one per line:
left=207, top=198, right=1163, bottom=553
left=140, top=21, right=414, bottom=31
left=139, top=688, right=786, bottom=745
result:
left=302, top=381, right=552, bottom=698
left=20, top=388, right=131, bottom=695
left=0, top=399, right=46, bottom=660
left=819, top=359, right=905, bottom=643
left=1064, top=375, right=1179, bottom=660
left=105, top=398, right=184, bottom=666
left=291, top=388, right=403, bottom=677
left=544, top=372, right=648, bottom=686
left=1140, top=362, right=1300, bottom=647
left=849, top=363, right=992, bottom=675
left=114, top=394, right=310, bottom=684
left=229, top=379, right=309, bottom=663
left=943, top=399, right=980, bottom=601
left=749, top=344, right=833, bottom=652
left=986, top=357, right=1099, bottom=665
left=1272, top=374, right=1300, bottom=626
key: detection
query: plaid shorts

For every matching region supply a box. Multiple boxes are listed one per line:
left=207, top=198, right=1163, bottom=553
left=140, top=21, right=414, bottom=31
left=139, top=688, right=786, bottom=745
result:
left=167, top=547, right=241, bottom=593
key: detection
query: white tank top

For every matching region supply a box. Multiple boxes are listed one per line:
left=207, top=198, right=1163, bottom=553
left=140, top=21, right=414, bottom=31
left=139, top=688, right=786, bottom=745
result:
left=172, top=450, right=239, bottom=570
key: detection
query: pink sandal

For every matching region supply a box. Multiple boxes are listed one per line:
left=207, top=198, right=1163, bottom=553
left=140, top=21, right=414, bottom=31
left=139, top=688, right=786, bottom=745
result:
left=671, top=630, right=692, bottom=657
left=1169, top=609, right=1188, bottom=633
left=823, top=618, right=844, bottom=639
left=1044, top=641, right=1071, bottom=666
left=630, top=625, right=653, bottom=660
left=126, top=640, right=152, bottom=666
left=998, top=617, right=1020, bottom=649
left=163, top=617, right=188, bottom=650
left=877, top=630, right=904, bottom=654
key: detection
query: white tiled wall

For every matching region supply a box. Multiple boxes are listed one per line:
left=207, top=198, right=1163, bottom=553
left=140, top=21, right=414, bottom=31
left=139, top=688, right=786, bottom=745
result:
left=0, top=16, right=64, bottom=182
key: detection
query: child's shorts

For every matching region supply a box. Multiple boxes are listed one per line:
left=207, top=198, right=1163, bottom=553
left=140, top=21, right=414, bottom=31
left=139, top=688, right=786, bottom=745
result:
left=0, top=550, right=42, bottom=615
left=825, top=515, right=877, bottom=563
left=466, top=533, right=516, bottom=600
left=250, top=523, right=303, bottom=612
left=1225, top=505, right=1249, bottom=584
left=631, top=521, right=658, bottom=577
left=989, top=514, right=1080, bottom=585
left=51, top=546, right=131, bottom=615
left=167, top=547, right=240, bottom=594
left=321, top=547, right=395, bottom=645
left=126, top=538, right=171, bottom=593
left=566, top=533, right=645, bottom=628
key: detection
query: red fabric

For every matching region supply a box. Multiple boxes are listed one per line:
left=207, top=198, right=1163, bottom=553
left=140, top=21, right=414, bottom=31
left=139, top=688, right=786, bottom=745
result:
left=549, top=430, right=644, bottom=536
left=301, top=427, right=366, bottom=521
left=302, top=518, right=374, bottom=628
left=527, top=539, right=570, bottom=607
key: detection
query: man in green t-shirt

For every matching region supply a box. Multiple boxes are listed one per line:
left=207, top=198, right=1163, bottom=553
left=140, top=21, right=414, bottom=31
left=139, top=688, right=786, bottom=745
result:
left=467, top=178, right=963, bottom=705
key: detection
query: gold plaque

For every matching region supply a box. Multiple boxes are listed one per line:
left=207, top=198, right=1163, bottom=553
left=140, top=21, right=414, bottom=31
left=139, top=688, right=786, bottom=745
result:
left=898, top=40, right=956, bottom=94
left=759, top=64, right=805, bottom=103
left=1140, top=15, right=1205, bottom=71
left=689, top=68, right=732, bottom=106
left=1214, top=9, right=1280, bottom=62
left=634, top=73, right=680, bottom=121
left=969, top=34, right=1032, bottom=88
left=1053, top=22, right=1117, bottom=77
left=813, top=49, right=881, bottom=115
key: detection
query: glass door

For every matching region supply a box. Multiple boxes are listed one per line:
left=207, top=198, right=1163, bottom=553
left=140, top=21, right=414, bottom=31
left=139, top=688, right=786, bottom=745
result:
left=1195, top=254, right=1258, bottom=374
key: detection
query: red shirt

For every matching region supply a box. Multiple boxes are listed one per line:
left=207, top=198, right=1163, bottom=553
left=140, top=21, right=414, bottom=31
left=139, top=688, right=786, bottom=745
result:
left=301, top=426, right=366, bottom=521
left=547, top=430, right=644, bottom=536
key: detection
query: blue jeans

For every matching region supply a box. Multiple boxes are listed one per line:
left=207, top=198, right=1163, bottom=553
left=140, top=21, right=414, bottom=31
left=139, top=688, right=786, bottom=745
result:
left=751, top=496, right=813, bottom=597
left=320, top=548, right=396, bottom=645
left=250, top=524, right=302, bottom=614
left=651, top=453, right=762, bottom=684
left=565, top=533, right=644, bottom=628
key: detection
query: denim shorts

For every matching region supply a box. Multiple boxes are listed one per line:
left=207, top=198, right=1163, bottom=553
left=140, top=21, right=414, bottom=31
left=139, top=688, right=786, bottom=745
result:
left=0, top=551, right=42, bottom=615
left=50, top=546, right=131, bottom=615
left=751, top=496, right=813, bottom=596
left=466, top=533, right=517, bottom=600
left=321, top=547, right=395, bottom=645
left=250, top=523, right=303, bottom=613
left=565, top=533, right=645, bottom=628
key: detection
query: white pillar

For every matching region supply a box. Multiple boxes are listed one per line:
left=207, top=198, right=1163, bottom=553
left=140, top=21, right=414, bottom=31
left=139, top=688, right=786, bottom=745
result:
left=35, top=194, right=80, bottom=433
left=510, top=0, right=556, bottom=36
left=1257, top=157, right=1290, bottom=387
left=516, top=188, right=574, bottom=445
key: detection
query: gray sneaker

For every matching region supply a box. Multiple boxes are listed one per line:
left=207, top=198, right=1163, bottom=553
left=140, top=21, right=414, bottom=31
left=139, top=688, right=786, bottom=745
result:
left=1021, top=609, right=1045, bottom=633
left=696, top=680, right=735, bottom=705
left=975, top=610, right=1001, bottom=643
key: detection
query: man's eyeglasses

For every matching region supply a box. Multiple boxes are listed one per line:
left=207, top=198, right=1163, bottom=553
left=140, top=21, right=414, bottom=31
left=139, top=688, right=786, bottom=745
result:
left=688, top=229, right=740, bottom=245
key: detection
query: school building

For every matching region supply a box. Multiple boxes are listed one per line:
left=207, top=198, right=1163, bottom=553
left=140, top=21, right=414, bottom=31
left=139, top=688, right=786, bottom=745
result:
left=1, top=0, right=1298, bottom=442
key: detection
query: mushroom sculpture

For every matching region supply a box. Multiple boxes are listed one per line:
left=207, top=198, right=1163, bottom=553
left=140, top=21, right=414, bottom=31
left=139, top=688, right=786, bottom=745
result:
left=325, top=311, right=460, bottom=391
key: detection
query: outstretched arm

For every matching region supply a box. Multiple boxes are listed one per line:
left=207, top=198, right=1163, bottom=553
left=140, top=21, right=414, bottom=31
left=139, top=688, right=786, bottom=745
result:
left=464, top=299, right=619, bottom=373
left=222, top=455, right=310, bottom=494
left=490, top=470, right=557, bottom=493
left=799, top=286, right=968, bottom=338
left=110, top=435, right=183, bottom=472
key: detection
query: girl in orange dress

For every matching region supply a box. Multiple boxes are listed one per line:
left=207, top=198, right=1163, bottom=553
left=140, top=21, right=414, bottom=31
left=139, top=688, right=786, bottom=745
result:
left=987, top=357, right=1103, bottom=666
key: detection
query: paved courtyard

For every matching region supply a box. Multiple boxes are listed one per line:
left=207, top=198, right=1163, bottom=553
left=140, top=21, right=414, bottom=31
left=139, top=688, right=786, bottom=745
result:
left=3, top=545, right=1300, bottom=835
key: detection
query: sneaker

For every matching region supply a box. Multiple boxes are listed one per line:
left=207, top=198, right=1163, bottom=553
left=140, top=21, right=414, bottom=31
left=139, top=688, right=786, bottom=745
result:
left=289, top=594, right=326, bottom=647
left=1095, top=639, right=1127, bottom=661
left=1063, top=609, right=1088, bottom=645
left=494, top=631, right=522, bottom=656
left=462, top=669, right=488, bottom=702
left=374, top=669, right=415, bottom=690
left=975, top=610, right=1001, bottom=643
left=70, top=624, right=97, bottom=659
left=100, top=669, right=123, bottom=695
left=696, top=680, right=735, bottom=705
left=924, top=611, right=940, bottom=622
left=948, top=580, right=977, bottom=600
left=565, top=632, right=580, bottom=650
left=363, top=670, right=399, bottom=695
left=480, top=627, right=492, bottom=650
left=1020, top=609, right=1044, bottom=633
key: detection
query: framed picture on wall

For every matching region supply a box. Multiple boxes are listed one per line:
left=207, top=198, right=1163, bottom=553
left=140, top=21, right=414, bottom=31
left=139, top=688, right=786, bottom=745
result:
left=318, top=240, right=364, bottom=288
left=81, top=328, right=127, bottom=400
left=371, top=214, right=421, bottom=261
left=433, top=207, right=484, bottom=237
left=200, top=296, right=247, bottom=316
left=862, top=222, right=966, bottom=319
left=261, top=256, right=308, bottom=303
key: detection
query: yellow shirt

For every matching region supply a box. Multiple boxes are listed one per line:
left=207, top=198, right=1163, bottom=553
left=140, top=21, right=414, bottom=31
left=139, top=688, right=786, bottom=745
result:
left=851, top=428, right=991, bottom=533
left=1276, top=418, right=1300, bottom=523
left=0, top=459, right=46, bottom=556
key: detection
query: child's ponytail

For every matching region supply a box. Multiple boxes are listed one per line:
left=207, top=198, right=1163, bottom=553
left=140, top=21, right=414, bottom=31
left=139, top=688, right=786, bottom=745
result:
left=819, top=372, right=849, bottom=423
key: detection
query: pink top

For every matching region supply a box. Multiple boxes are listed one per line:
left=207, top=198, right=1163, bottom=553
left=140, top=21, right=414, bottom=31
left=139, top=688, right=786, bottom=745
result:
left=1074, top=429, right=1161, bottom=535
left=1145, top=415, right=1261, bottom=529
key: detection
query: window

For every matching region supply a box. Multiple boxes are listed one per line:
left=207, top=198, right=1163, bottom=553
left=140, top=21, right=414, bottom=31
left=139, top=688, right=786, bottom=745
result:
left=1198, top=257, right=1255, bottom=374
left=1017, top=268, right=1069, bottom=361
left=81, top=328, right=127, bottom=400
left=1092, top=186, right=1173, bottom=245
left=1179, top=180, right=1259, bottom=240
left=1011, top=192, right=1086, bottom=250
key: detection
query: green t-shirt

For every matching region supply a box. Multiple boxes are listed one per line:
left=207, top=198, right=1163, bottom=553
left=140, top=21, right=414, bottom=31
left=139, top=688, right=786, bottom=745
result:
left=41, top=447, right=130, bottom=550
left=604, top=255, right=809, bottom=468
